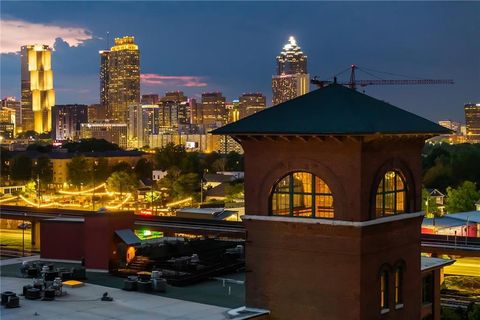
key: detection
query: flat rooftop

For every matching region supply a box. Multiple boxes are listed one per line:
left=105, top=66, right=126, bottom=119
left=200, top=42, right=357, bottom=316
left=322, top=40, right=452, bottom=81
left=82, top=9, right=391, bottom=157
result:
left=0, top=257, right=245, bottom=309
left=0, top=276, right=228, bottom=320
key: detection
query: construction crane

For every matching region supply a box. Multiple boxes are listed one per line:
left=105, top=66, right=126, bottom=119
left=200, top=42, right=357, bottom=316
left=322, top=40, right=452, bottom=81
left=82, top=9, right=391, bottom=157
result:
left=311, top=65, right=454, bottom=90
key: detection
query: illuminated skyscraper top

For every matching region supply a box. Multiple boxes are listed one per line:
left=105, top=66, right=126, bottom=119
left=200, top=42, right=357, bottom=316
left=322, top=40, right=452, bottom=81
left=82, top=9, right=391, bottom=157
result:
left=276, top=36, right=308, bottom=75
left=106, top=36, right=140, bottom=123
left=272, top=36, right=309, bottom=105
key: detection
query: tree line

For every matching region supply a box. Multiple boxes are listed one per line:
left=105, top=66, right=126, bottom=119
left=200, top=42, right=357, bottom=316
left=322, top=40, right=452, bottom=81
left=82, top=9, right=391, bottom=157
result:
left=423, top=143, right=480, bottom=214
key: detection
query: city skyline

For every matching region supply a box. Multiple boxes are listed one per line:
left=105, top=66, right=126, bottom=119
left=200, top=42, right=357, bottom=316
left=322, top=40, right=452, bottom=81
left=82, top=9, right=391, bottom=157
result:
left=1, top=2, right=479, bottom=123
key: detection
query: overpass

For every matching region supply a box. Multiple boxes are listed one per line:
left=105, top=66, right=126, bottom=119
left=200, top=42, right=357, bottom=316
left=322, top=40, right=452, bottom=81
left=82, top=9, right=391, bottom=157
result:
left=2, top=205, right=479, bottom=255
left=421, top=234, right=480, bottom=257
left=0, top=205, right=245, bottom=242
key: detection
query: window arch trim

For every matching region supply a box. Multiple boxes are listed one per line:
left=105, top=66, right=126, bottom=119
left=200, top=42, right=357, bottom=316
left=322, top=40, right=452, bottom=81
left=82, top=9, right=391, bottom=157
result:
left=370, top=159, right=416, bottom=219
left=269, top=171, right=335, bottom=219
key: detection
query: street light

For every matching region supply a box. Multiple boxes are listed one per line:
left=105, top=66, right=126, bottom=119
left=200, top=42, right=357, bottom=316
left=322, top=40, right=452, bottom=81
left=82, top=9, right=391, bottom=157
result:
left=22, top=212, right=26, bottom=257
left=92, top=160, right=98, bottom=211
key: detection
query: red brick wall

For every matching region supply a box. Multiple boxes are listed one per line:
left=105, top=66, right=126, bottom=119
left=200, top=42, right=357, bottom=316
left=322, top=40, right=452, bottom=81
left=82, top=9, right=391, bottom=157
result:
left=83, top=213, right=135, bottom=270
left=40, top=220, right=84, bottom=261
left=240, top=136, right=425, bottom=320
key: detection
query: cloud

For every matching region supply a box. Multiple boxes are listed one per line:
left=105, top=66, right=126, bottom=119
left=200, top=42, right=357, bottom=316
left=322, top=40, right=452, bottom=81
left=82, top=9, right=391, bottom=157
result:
left=141, top=73, right=208, bottom=87
left=0, top=18, right=92, bottom=54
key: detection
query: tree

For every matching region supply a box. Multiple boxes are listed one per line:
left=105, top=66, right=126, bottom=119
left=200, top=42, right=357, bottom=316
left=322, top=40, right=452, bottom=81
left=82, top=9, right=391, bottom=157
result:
left=16, top=130, right=38, bottom=140
left=225, top=182, right=244, bottom=201
left=226, top=151, right=244, bottom=171
left=93, top=157, right=110, bottom=183
left=172, top=173, right=199, bottom=198
left=67, top=156, right=92, bottom=188
left=111, top=161, right=134, bottom=174
left=10, top=154, right=33, bottom=182
left=32, top=155, right=53, bottom=185
left=1, top=147, right=11, bottom=182
left=134, top=158, right=153, bottom=180
left=445, top=181, right=480, bottom=213
left=421, top=188, right=441, bottom=218
left=63, top=138, right=120, bottom=153
left=212, top=158, right=227, bottom=172
left=106, top=171, right=138, bottom=193
left=155, top=143, right=187, bottom=171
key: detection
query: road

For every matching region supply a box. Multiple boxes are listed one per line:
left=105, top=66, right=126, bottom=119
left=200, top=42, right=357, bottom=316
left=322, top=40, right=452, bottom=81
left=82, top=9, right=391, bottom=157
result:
left=444, top=257, right=480, bottom=277
left=0, top=228, right=34, bottom=252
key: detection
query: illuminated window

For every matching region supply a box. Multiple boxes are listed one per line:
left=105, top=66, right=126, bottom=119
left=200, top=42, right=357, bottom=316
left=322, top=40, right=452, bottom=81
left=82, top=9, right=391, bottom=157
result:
left=271, top=172, right=334, bottom=218
left=380, top=270, right=389, bottom=310
left=376, top=171, right=406, bottom=217
left=394, top=267, right=403, bottom=305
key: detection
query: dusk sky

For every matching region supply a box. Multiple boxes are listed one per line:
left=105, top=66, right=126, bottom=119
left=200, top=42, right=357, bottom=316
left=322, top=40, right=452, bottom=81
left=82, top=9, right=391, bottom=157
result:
left=1, top=1, right=479, bottom=123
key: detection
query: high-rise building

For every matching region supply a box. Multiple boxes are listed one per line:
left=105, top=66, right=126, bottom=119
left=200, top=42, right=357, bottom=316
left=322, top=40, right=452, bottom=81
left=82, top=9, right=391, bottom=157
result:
left=189, top=98, right=201, bottom=125
left=51, top=104, right=88, bottom=141
left=128, top=104, right=160, bottom=148
left=1, top=97, right=19, bottom=135
left=99, top=50, right=110, bottom=110
left=80, top=122, right=128, bottom=149
left=465, top=103, right=480, bottom=143
left=160, top=91, right=190, bottom=128
left=239, top=93, right=266, bottom=119
left=272, top=36, right=309, bottom=106
left=141, top=94, right=159, bottom=105
left=87, top=103, right=107, bottom=122
left=201, top=92, right=226, bottom=126
left=438, top=120, right=461, bottom=134
left=105, top=36, right=140, bottom=122
left=21, top=44, right=55, bottom=133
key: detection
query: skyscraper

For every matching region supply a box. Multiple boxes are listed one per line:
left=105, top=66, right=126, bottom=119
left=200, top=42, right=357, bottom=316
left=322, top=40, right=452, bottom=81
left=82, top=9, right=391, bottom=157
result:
left=465, top=103, right=480, bottom=143
left=239, top=93, right=266, bottom=119
left=21, top=44, right=55, bottom=133
left=272, top=36, right=309, bottom=106
left=201, top=92, right=226, bottom=126
left=160, top=91, right=189, bottom=128
left=99, top=50, right=110, bottom=110
left=51, top=104, right=88, bottom=141
left=105, top=36, right=140, bottom=122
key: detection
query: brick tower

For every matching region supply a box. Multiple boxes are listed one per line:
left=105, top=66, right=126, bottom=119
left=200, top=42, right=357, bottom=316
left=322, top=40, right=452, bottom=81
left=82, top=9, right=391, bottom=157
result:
left=213, top=84, right=450, bottom=319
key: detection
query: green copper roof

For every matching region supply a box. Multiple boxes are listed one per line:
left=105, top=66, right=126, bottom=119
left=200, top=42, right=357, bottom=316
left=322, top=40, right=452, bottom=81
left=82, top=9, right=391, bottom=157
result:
left=212, top=84, right=451, bottom=136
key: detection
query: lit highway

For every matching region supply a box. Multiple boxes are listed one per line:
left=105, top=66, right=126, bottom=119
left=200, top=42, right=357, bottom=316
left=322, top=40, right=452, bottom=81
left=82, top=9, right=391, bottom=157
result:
left=444, top=257, right=480, bottom=277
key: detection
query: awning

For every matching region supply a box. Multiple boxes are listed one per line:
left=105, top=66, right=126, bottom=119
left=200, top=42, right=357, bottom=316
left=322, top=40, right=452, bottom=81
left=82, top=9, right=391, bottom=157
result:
left=115, top=229, right=141, bottom=245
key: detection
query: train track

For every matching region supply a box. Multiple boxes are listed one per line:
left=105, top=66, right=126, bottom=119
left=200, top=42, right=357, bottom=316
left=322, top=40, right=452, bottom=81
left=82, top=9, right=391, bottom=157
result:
left=441, top=293, right=480, bottom=309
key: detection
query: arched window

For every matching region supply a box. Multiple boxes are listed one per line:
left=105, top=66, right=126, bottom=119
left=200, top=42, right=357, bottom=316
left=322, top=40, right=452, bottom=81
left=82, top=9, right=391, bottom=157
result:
left=271, top=172, right=334, bottom=218
left=375, top=170, right=406, bottom=217
left=380, top=270, right=389, bottom=311
left=394, top=266, right=403, bottom=306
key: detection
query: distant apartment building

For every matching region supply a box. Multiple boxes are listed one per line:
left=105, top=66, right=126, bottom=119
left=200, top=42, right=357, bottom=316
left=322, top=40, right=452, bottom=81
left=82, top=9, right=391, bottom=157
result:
left=465, top=103, right=480, bottom=143
left=226, top=100, right=240, bottom=123
left=0, top=97, right=18, bottom=136
left=201, top=92, right=226, bottom=126
left=51, top=104, right=88, bottom=141
left=87, top=104, right=106, bottom=122
left=272, top=36, right=309, bottom=106
left=239, top=93, right=266, bottom=119
left=141, top=94, right=159, bottom=105
left=21, top=44, right=55, bottom=133
left=438, top=120, right=461, bottom=134
left=189, top=98, right=201, bottom=125
left=0, top=123, right=15, bottom=139
left=80, top=122, right=127, bottom=149
left=128, top=104, right=160, bottom=148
